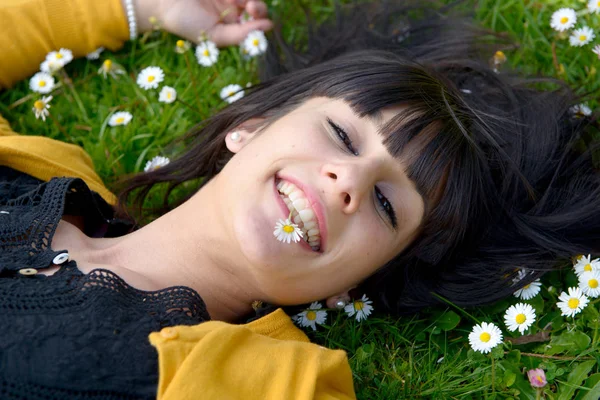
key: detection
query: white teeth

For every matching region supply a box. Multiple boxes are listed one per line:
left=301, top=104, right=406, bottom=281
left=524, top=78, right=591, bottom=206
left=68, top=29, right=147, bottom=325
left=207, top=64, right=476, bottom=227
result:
left=288, top=190, right=303, bottom=201
left=303, top=220, right=317, bottom=230
left=277, top=178, right=322, bottom=251
left=299, top=209, right=314, bottom=221
left=292, top=198, right=307, bottom=210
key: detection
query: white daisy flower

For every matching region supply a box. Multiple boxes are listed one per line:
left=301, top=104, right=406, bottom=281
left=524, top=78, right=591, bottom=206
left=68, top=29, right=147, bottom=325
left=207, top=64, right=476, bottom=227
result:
left=588, top=0, right=600, bottom=13
left=158, top=86, right=177, bottom=104
left=136, top=66, right=164, bottom=90
left=512, top=269, right=542, bottom=300
left=557, top=287, right=589, bottom=317
left=195, top=41, right=219, bottom=66
left=293, top=302, right=327, bottom=331
left=550, top=8, right=577, bottom=32
left=504, top=303, right=536, bottom=334
left=175, top=40, right=191, bottom=54
left=220, top=84, right=244, bottom=104
left=273, top=218, right=303, bottom=244
left=344, top=294, right=374, bottom=322
left=578, top=271, right=600, bottom=298
left=31, top=96, right=52, bottom=121
left=46, top=48, right=73, bottom=66
left=468, top=322, right=503, bottom=354
left=29, top=72, right=55, bottom=94
left=108, top=111, right=133, bottom=127
left=570, top=104, right=593, bottom=117
left=574, top=254, right=600, bottom=276
left=593, top=44, right=600, bottom=59
left=569, top=27, right=595, bottom=47
left=144, top=156, right=170, bottom=172
left=98, top=59, right=126, bottom=79
left=40, top=60, right=63, bottom=74
left=242, top=30, right=268, bottom=57
left=86, top=47, right=105, bottom=60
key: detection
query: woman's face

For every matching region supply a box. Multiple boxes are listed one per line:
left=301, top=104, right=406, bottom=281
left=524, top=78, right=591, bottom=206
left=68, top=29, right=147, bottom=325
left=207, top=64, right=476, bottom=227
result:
left=216, top=97, right=425, bottom=304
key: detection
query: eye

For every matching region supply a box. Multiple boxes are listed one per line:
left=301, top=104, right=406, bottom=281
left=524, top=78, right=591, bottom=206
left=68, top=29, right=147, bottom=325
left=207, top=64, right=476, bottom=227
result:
left=375, top=186, right=397, bottom=229
left=327, top=118, right=358, bottom=156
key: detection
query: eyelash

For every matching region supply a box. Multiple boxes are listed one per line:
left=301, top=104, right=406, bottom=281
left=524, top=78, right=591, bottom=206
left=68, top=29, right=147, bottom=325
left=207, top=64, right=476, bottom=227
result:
left=326, top=118, right=398, bottom=229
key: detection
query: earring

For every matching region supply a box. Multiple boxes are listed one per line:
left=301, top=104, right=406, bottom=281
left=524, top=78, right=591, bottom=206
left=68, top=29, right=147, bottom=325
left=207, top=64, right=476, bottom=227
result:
left=230, top=131, right=241, bottom=142
left=335, top=299, right=347, bottom=309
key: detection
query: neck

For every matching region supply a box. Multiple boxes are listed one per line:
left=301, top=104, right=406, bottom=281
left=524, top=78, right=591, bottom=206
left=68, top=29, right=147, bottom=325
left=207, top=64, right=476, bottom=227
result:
left=68, top=178, right=262, bottom=322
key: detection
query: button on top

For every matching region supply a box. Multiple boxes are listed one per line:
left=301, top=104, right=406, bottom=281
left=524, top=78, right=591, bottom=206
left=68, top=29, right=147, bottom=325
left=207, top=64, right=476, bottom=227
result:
left=159, top=327, right=179, bottom=340
left=19, top=268, right=38, bottom=276
left=52, top=253, right=70, bottom=265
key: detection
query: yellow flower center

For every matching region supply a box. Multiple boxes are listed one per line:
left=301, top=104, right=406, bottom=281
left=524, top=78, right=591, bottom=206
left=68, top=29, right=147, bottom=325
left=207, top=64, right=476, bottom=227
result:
left=252, top=38, right=259, bottom=47
left=115, top=117, right=124, bottom=124
left=167, top=93, right=172, bottom=99
left=177, top=40, right=184, bottom=48
left=536, top=376, right=544, bottom=384
left=33, top=100, right=45, bottom=110
left=56, top=53, right=63, bottom=59
left=228, top=91, right=234, bottom=96
left=306, top=311, right=316, bottom=321
left=589, top=279, right=598, bottom=289
left=579, top=35, right=587, bottom=42
left=203, top=49, right=210, bottom=56
left=148, top=76, right=155, bottom=82
left=149, top=16, right=158, bottom=25
left=515, top=313, right=526, bottom=324
left=523, top=284, right=531, bottom=289
left=480, top=332, right=491, bottom=342
left=354, top=301, right=364, bottom=311
left=282, top=225, right=295, bottom=233
left=584, top=263, right=592, bottom=272
left=597, top=1, right=600, bottom=6
left=103, top=60, right=112, bottom=70
left=39, top=80, right=46, bottom=87
left=560, top=17, right=569, bottom=24
left=577, top=255, right=584, bottom=261
left=568, top=298, right=580, bottom=309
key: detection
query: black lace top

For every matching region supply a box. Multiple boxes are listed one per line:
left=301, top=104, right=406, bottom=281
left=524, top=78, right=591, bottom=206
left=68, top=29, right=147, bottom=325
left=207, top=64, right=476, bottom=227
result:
left=0, top=166, right=210, bottom=399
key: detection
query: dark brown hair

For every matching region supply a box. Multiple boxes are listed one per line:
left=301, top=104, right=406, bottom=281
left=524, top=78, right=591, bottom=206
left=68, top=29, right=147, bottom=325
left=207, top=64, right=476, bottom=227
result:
left=116, top=1, right=600, bottom=314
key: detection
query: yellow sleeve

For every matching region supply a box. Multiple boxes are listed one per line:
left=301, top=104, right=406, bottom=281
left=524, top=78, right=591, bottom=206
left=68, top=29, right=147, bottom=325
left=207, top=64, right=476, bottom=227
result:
left=0, top=0, right=129, bottom=89
left=149, top=309, right=357, bottom=400
left=0, top=115, right=117, bottom=205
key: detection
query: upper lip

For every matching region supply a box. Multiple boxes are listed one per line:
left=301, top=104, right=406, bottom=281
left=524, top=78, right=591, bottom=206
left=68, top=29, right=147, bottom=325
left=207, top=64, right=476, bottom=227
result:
left=275, top=174, right=327, bottom=253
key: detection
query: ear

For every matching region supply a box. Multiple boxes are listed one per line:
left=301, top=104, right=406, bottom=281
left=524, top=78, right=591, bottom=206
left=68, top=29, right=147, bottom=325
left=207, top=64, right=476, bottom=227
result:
left=224, top=117, right=265, bottom=154
left=325, top=290, right=353, bottom=309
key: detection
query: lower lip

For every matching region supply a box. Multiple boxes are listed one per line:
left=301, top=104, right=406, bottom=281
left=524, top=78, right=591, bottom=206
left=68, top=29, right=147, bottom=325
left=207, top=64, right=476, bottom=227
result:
left=273, top=177, right=318, bottom=253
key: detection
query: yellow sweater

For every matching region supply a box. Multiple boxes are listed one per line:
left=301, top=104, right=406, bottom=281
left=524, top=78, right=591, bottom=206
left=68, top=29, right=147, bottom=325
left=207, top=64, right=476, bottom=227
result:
left=0, top=1, right=357, bottom=398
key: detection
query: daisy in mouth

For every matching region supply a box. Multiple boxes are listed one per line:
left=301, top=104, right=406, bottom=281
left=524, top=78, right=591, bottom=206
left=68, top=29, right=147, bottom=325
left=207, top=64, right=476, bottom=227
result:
left=275, top=178, right=323, bottom=252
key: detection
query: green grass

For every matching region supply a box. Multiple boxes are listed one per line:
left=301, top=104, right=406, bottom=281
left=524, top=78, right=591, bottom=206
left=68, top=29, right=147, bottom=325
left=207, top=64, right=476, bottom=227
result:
left=1, top=0, right=600, bottom=398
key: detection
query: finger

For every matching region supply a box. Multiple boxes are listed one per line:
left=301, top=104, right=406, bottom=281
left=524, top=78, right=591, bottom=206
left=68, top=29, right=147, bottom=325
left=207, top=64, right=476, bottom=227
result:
left=224, top=0, right=247, bottom=6
left=209, top=19, right=273, bottom=47
left=245, top=1, right=268, bottom=19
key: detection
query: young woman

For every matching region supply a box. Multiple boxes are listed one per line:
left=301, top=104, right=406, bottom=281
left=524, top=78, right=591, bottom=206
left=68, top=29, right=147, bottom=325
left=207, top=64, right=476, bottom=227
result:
left=1, top=0, right=599, bottom=398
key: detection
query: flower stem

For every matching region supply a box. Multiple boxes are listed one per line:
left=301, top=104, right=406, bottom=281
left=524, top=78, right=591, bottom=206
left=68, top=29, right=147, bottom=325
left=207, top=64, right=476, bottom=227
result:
left=183, top=52, right=202, bottom=110
left=60, top=70, right=89, bottom=122
left=49, top=113, right=75, bottom=142
left=175, top=98, right=202, bottom=116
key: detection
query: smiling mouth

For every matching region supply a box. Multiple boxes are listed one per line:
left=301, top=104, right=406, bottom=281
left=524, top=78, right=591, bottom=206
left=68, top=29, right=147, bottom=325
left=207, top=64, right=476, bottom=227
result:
left=275, top=178, right=322, bottom=252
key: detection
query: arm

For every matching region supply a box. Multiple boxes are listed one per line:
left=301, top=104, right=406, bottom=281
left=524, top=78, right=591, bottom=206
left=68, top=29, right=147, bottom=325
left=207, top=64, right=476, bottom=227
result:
left=0, top=0, right=272, bottom=89
left=149, top=316, right=357, bottom=400
left=0, top=0, right=128, bottom=89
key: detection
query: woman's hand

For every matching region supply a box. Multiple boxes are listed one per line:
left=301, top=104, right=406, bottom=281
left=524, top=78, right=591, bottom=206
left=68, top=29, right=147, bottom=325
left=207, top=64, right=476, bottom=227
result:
left=133, top=0, right=273, bottom=46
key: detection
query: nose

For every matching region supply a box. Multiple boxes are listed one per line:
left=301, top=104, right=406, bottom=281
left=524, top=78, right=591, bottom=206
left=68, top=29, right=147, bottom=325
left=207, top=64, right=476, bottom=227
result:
left=321, top=161, right=375, bottom=214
